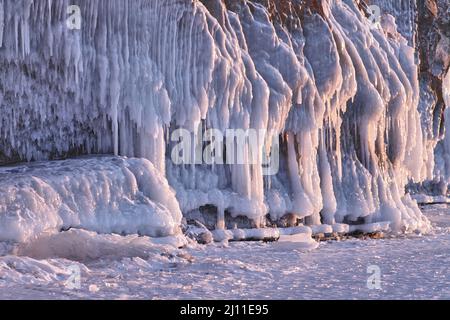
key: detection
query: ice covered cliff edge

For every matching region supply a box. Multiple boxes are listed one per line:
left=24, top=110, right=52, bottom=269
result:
left=370, top=0, right=450, bottom=197
left=0, top=0, right=434, bottom=243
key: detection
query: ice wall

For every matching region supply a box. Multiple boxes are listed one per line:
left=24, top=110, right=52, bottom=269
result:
left=422, top=0, right=450, bottom=187
left=371, top=0, right=450, bottom=189
left=0, top=0, right=433, bottom=239
left=434, top=70, right=450, bottom=185
left=369, top=0, right=418, bottom=47
left=372, top=0, right=450, bottom=193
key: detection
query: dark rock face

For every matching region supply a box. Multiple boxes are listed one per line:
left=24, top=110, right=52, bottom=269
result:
left=417, top=0, right=450, bottom=139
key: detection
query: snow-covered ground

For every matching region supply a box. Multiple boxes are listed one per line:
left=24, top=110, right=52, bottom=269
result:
left=0, top=204, right=448, bottom=300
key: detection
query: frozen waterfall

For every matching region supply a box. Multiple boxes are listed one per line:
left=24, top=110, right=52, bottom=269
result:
left=0, top=0, right=436, bottom=243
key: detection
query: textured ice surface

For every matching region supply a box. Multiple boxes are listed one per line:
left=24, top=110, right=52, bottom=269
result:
left=370, top=0, right=418, bottom=46
left=373, top=0, right=450, bottom=193
left=0, top=204, right=448, bottom=300
left=0, top=0, right=437, bottom=235
left=0, top=157, right=182, bottom=242
left=434, top=70, right=450, bottom=183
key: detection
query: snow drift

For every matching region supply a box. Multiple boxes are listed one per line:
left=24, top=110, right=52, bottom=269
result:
left=0, top=0, right=437, bottom=242
left=0, top=157, right=182, bottom=242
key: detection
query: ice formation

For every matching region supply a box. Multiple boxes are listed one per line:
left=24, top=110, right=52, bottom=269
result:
left=0, top=157, right=182, bottom=242
left=372, top=0, right=450, bottom=198
left=1, top=0, right=443, bottom=243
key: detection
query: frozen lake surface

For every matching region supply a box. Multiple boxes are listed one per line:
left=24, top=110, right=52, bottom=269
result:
left=0, top=204, right=449, bottom=300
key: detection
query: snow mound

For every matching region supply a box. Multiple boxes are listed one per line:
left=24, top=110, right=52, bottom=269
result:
left=16, top=229, right=186, bottom=262
left=275, top=233, right=320, bottom=251
left=0, top=157, right=183, bottom=243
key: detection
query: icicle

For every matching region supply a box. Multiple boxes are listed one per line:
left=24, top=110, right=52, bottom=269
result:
left=0, top=0, right=433, bottom=234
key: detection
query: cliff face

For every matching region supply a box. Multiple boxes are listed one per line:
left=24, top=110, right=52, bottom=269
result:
left=417, top=0, right=450, bottom=185
left=369, top=0, right=450, bottom=188
left=0, top=0, right=440, bottom=234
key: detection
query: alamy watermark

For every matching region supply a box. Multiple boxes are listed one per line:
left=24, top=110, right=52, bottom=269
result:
left=171, top=128, right=280, bottom=176
left=367, top=265, right=382, bottom=290
left=66, top=5, right=81, bottom=30
left=368, top=5, right=381, bottom=29
left=64, top=4, right=381, bottom=30
left=64, top=264, right=81, bottom=290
